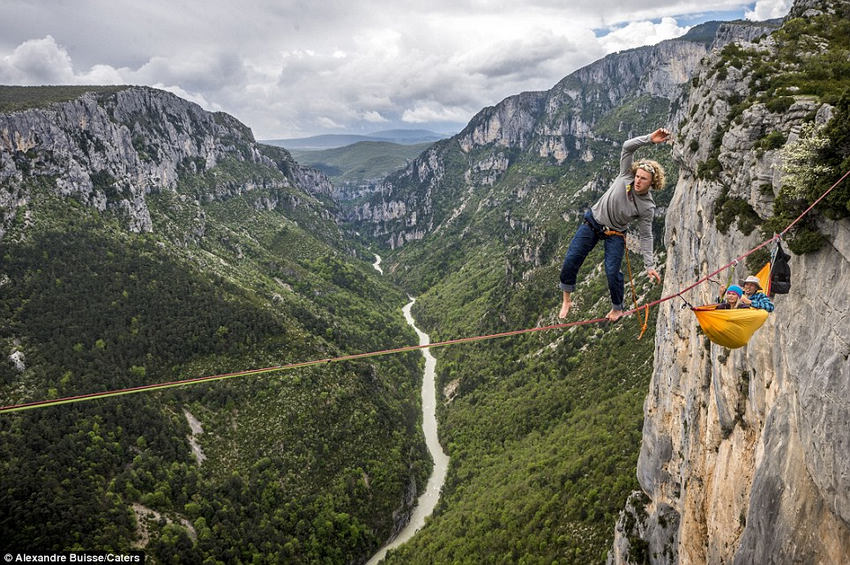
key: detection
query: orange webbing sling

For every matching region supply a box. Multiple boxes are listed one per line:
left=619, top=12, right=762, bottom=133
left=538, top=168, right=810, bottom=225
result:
left=604, top=229, right=650, bottom=339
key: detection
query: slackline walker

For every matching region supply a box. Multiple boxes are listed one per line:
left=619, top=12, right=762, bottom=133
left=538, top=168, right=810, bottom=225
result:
left=1, top=167, right=849, bottom=414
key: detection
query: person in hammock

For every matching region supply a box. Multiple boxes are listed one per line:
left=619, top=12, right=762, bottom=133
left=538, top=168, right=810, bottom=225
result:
left=739, top=275, right=775, bottom=312
left=715, top=285, right=748, bottom=309
left=558, top=128, right=670, bottom=322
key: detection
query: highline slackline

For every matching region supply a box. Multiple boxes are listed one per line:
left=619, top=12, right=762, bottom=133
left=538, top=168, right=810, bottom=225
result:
left=2, top=167, right=848, bottom=414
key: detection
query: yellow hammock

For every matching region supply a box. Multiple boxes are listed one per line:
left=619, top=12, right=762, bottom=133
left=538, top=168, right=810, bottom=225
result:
left=692, top=262, right=771, bottom=349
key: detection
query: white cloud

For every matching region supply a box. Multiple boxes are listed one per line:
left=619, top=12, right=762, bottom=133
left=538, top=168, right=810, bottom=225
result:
left=78, top=64, right=128, bottom=85
left=402, top=102, right=474, bottom=124
left=362, top=111, right=388, bottom=123
left=153, top=84, right=223, bottom=112
left=745, top=0, right=793, bottom=21
left=318, top=116, right=344, bottom=129
left=598, top=17, right=691, bottom=54
left=0, top=1, right=767, bottom=139
left=0, top=35, right=74, bottom=84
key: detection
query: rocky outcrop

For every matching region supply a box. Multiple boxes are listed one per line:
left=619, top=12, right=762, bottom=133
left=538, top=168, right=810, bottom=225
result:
left=0, top=86, right=333, bottom=241
left=788, top=0, right=844, bottom=16
left=709, top=20, right=784, bottom=50
left=611, top=1, right=850, bottom=562
left=458, top=91, right=547, bottom=152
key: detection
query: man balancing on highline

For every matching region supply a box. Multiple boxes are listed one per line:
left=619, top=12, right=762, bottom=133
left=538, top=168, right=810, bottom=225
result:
left=558, top=127, right=671, bottom=322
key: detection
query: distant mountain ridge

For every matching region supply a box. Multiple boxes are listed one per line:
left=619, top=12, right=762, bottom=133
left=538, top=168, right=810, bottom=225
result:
left=345, top=18, right=782, bottom=250
left=263, top=128, right=448, bottom=150
left=290, top=141, right=434, bottom=200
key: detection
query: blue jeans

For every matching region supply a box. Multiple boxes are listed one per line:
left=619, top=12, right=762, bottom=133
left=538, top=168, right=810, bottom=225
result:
left=559, top=210, right=625, bottom=309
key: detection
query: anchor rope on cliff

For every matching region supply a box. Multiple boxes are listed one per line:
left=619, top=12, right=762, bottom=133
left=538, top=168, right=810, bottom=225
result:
left=2, top=167, right=849, bottom=415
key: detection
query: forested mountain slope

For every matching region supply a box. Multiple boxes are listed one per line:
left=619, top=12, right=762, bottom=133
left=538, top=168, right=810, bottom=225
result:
left=0, top=85, right=429, bottom=562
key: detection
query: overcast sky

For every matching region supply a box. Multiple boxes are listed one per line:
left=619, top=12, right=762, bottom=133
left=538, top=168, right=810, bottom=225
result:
left=0, top=0, right=792, bottom=140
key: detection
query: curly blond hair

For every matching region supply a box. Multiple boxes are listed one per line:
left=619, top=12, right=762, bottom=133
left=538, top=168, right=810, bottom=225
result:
left=630, top=159, right=666, bottom=191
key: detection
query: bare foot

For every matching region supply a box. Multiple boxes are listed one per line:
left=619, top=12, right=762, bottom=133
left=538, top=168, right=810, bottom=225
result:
left=559, top=300, right=572, bottom=319
left=605, top=309, right=626, bottom=322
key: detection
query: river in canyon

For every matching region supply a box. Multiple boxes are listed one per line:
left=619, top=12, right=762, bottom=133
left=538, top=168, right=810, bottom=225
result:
left=367, top=256, right=450, bottom=564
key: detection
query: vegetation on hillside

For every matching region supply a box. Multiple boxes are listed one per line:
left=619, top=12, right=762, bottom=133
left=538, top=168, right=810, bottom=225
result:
left=0, top=85, right=131, bottom=112
left=770, top=89, right=850, bottom=253
left=691, top=3, right=850, bottom=253
left=289, top=141, right=433, bottom=189
left=0, top=154, right=428, bottom=562
left=364, top=97, right=675, bottom=562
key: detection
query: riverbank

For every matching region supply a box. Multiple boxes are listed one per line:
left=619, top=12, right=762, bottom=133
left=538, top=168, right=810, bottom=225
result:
left=367, top=258, right=450, bottom=563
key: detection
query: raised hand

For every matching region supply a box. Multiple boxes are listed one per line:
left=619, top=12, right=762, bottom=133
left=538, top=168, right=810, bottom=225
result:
left=650, top=128, right=672, bottom=144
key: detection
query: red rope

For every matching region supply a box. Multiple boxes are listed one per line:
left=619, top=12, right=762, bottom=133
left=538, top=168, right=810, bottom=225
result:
left=2, top=168, right=849, bottom=414
left=0, top=316, right=606, bottom=413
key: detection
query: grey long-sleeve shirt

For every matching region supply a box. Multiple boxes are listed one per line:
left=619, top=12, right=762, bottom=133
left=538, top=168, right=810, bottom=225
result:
left=590, top=134, right=656, bottom=270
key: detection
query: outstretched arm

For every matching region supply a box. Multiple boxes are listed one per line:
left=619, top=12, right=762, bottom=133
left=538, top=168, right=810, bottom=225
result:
left=619, top=128, right=672, bottom=175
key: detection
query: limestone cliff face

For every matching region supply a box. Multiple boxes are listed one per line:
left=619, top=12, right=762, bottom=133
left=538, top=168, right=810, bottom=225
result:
left=0, top=86, right=333, bottom=241
left=610, top=2, right=850, bottom=563
left=349, top=20, right=779, bottom=248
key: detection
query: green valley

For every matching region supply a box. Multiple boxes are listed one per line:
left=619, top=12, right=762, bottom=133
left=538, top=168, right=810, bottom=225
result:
left=0, top=87, right=429, bottom=562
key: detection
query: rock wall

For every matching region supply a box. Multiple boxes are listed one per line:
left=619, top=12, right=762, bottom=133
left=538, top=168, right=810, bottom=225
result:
left=0, top=86, right=332, bottom=241
left=610, top=3, right=850, bottom=563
